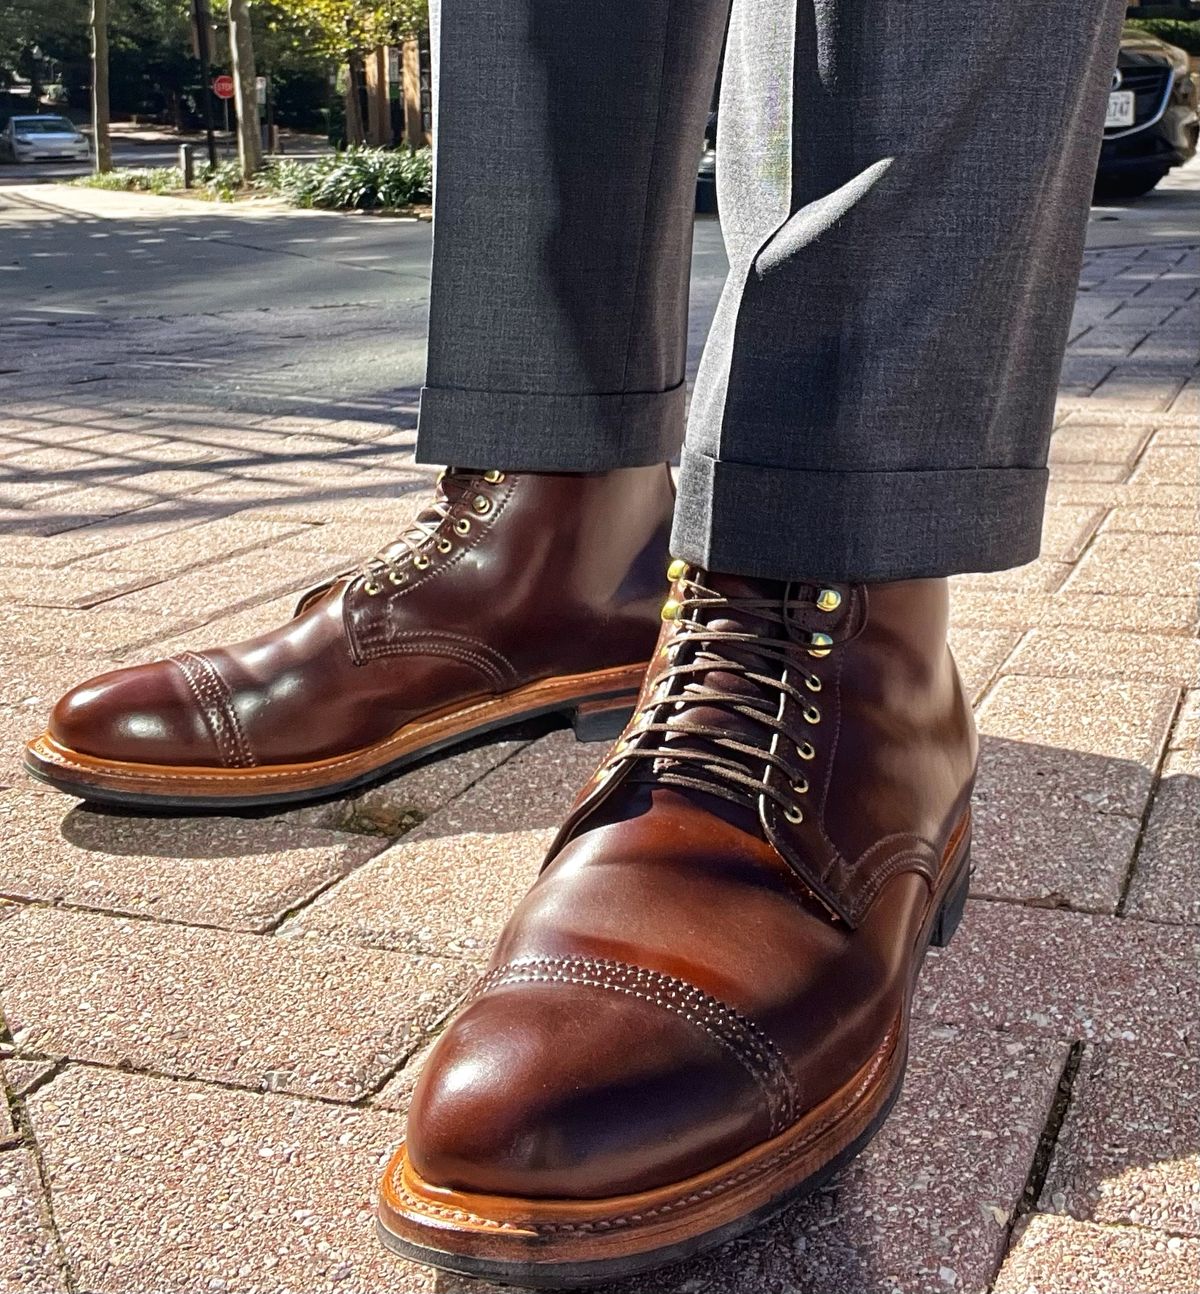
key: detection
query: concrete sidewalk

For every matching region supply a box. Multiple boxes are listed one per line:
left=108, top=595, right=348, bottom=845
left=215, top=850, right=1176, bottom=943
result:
left=1, top=198, right=1198, bottom=1290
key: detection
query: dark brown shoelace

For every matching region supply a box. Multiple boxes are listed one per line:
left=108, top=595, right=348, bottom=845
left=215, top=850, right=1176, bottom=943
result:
left=616, top=572, right=829, bottom=823
left=357, top=468, right=504, bottom=595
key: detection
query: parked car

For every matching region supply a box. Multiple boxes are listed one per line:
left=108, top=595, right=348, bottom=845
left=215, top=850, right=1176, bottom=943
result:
left=0, top=115, right=91, bottom=164
left=1097, top=28, right=1199, bottom=198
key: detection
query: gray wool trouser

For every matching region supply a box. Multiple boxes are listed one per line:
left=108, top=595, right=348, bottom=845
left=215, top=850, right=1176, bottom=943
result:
left=414, top=0, right=1127, bottom=582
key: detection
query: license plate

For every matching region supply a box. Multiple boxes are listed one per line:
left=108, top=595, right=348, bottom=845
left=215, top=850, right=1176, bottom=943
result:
left=1106, top=89, right=1135, bottom=128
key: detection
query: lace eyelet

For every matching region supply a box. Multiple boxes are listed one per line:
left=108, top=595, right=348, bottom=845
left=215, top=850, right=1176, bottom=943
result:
left=785, top=805, right=804, bottom=823
left=816, top=588, right=842, bottom=612
left=803, top=704, right=821, bottom=725
left=797, top=741, right=816, bottom=761
left=482, top=469, right=505, bottom=484
left=413, top=554, right=431, bottom=570
left=436, top=537, right=452, bottom=553
left=388, top=570, right=405, bottom=586
left=793, top=777, right=809, bottom=795
left=454, top=517, right=471, bottom=535
left=805, top=675, right=822, bottom=693
left=808, top=632, right=833, bottom=658
left=472, top=495, right=492, bottom=514
left=364, top=581, right=381, bottom=596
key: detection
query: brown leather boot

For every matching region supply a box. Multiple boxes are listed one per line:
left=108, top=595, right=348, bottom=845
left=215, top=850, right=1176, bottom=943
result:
left=25, top=466, right=675, bottom=810
left=378, top=565, right=978, bottom=1287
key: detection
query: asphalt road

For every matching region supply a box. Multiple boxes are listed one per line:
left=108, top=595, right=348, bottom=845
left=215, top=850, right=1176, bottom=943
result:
left=1, top=155, right=1196, bottom=423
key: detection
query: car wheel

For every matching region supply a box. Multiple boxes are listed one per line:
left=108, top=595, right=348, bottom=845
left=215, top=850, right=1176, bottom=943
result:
left=1094, top=167, right=1169, bottom=201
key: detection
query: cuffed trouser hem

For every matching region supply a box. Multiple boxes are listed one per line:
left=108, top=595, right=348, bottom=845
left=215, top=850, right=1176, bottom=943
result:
left=671, top=447, right=1049, bottom=582
left=415, top=382, right=686, bottom=472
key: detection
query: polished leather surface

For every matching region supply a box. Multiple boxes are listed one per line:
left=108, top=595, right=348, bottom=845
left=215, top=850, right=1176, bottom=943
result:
left=405, top=572, right=977, bottom=1200
left=46, top=467, right=675, bottom=768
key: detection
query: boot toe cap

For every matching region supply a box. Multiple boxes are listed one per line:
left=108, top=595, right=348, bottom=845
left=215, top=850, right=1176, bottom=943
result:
left=404, top=976, right=776, bottom=1200
left=47, top=660, right=218, bottom=766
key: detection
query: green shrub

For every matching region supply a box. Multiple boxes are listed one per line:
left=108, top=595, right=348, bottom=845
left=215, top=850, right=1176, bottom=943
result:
left=74, top=166, right=184, bottom=193
left=1127, top=17, right=1200, bottom=55
left=197, top=159, right=245, bottom=200
left=259, top=146, right=432, bottom=210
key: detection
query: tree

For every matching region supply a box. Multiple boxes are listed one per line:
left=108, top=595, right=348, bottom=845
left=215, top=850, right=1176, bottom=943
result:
left=269, top=0, right=425, bottom=144
left=90, top=0, right=112, bottom=171
left=227, top=0, right=262, bottom=171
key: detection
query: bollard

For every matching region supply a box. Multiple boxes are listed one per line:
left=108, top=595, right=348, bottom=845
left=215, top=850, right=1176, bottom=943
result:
left=179, top=143, right=195, bottom=189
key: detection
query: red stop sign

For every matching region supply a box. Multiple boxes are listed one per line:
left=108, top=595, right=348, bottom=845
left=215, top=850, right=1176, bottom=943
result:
left=212, top=75, right=235, bottom=100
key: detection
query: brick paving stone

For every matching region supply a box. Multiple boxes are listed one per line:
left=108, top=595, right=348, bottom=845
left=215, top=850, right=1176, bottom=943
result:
left=370, top=1037, right=434, bottom=1114
left=1040, top=1047, right=1200, bottom=1237
left=947, top=560, right=1072, bottom=599
left=1046, top=478, right=1199, bottom=510
left=130, top=592, right=301, bottom=657
left=1102, top=505, right=1200, bottom=535
left=281, top=730, right=601, bottom=954
left=950, top=589, right=1199, bottom=636
left=1047, top=424, right=1154, bottom=475
left=1003, top=629, right=1200, bottom=684
left=395, top=728, right=606, bottom=836
left=1124, top=751, right=1200, bottom=926
left=0, top=907, right=473, bottom=1100
left=1130, top=442, right=1200, bottom=486
left=0, top=1148, right=67, bottom=1293
left=915, top=901, right=1200, bottom=1052
left=25, top=1066, right=469, bottom=1294
left=1172, top=690, right=1199, bottom=751
left=1062, top=532, right=1199, bottom=598
left=306, top=736, right=528, bottom=836
left=993, top=1215, right=1200, bottom=1294
left=946, top=628, right=1021, bottom=703
left=969, top=677, right=1177, bottom=910
left=0, top=603, right=173, bottom=658
left=0, top=788, right=388, bottom=932
left=1037, top=504, right=1107, bottom=563
left=280, top=825, right=549, bottom=957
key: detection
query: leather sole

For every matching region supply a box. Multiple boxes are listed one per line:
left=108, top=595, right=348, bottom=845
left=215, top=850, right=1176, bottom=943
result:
left=22, top=664, right=645, bottom=811
left=375, top=813, right=973, bottom=1288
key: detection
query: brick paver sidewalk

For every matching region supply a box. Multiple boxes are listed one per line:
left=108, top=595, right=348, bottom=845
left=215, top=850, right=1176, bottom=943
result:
left=1, top=237, right=1198, bottom=1293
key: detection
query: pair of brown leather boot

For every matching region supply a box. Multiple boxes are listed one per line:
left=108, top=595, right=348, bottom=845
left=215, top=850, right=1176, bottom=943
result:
left=27, top=465, right=976, bottom=1287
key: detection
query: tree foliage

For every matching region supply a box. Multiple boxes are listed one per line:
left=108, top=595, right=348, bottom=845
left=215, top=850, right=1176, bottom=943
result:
left=266, top=0, right=427, bottom=60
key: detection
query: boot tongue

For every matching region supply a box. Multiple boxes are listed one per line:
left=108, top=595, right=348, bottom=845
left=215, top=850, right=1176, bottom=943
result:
left=652, top=571, right=790, bottom=791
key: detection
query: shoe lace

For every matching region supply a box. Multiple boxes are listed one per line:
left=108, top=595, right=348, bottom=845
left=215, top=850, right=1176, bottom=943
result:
left=613, top=571, right=839, bottom=824
left=356, top=468, right=505, bottom=595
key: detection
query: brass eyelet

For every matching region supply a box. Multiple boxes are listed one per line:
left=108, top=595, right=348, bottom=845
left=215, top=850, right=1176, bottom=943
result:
left=803, top=705, right=821, bottom=725
left=785, top=805, right=804, bottom=824
left=661, top=598, right=681, bottom=622
left=436, top=537, right=453, bottom=553
left=364, top=581, right=381, bottom=596
left=797, top=741, right=816, bottom=761
left=805, top=675, right=822, bottom=693
left=413, top=554, right=431, bottom=570
left=793, top=777, right=809, bottom=795
left=472, top=495, right=492, bottom=514
left=388, top=570, right=405, bottom=586
left=454, top=517, right=471, bottom=535
left=808, top=632, right=833, bottom=658
left=667, top=557, right=687, bottom=581
left=482, top=469, right=505, bottom=483
left=816, top=588, right=842, bottom=613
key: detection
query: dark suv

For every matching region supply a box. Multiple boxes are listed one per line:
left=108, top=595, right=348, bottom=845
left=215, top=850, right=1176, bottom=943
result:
left=1097, top=27, right=1199, bottom=198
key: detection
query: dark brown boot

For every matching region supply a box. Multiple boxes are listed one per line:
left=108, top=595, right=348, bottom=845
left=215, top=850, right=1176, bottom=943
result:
left=25, top=465, right=675, bottom=809
left=378, top=565, right=977, bottom=1287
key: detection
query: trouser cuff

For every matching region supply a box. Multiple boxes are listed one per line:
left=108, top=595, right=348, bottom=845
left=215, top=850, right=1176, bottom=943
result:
left=415, top=382, right=686, bottom=471
left=671, top=447, right=1048, bottom=581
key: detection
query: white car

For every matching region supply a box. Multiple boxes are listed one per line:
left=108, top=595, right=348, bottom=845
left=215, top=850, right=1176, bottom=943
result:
left=0, top=116, right=92, bottom=164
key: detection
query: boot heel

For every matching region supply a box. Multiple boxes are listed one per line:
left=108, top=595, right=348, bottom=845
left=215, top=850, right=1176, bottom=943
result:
left=929, top=855, right=971, bottom=949
left=571, top=698, right=634, bottom=743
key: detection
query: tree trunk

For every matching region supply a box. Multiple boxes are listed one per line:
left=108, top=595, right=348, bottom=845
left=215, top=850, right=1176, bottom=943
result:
left=227, top=0, right=262, bottom=174
left=344, top=54, right=366, bottom=146
left=90, top=0, right=112, bottom=173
